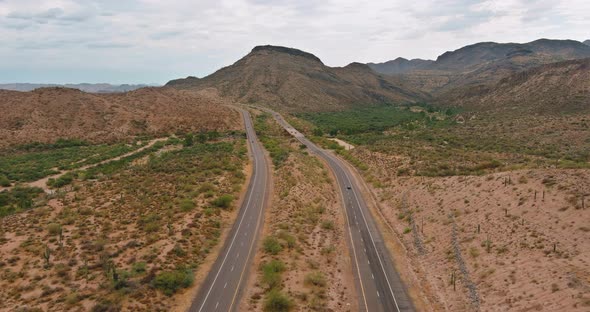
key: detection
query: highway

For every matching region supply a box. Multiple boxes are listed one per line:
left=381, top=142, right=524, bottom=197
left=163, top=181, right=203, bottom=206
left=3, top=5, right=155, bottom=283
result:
left=268, top=109, right=415, bottom=312
left=188, top=109, right=270, bottom=312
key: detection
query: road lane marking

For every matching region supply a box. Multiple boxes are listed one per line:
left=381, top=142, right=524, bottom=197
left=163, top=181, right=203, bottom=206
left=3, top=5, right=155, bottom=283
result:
left=196, top=111, right=262, bottom=312
left=270, top=111, right=371, bottom=311
left=228, top=131, right=270, bottom=312
left=341, top=169, right=402, bottom=312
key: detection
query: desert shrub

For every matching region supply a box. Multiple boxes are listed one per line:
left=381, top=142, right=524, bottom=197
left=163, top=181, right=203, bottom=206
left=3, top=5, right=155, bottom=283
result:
left=47, top=223, right=62, bottom=235
left=198, top=183, right=216, bottom=193
left=138, top=213, right=161, bottom=233
left=91, top=300, right=121, bottom=312
left=212, top=194, right=233, bottom=208
left=47, top=172, right=74, bottom=188
left=131, top=262, right=147, bottom=275
left=261, top=260, right=286, bottom=289
left=152, top=268, right=194, bottom=296
left=0, top=186, right=44, bottom=217
left=304, top=271, right=326, bottom=287
left=263, top=236, right=283, bottom=255
left=179, top=198, right=195, bottom=212
left=183, top=133, right=194, bottom=147
left=320, top=220, right=334, bottom=230
left=277, top=231, right=296, bottom=249
left=403, top=227, right=412, bottom=234
left=263, top=289, right=293, bottom=312
left=0, top=175, right=10, bottom=187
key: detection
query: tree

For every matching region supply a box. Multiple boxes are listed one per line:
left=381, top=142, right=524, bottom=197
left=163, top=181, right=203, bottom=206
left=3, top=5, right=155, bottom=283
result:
left=312, top=128, right=323, bottom=136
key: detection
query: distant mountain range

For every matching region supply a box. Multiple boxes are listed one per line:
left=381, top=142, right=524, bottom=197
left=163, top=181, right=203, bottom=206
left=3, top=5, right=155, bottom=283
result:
left=584, top=39, right=590, bottom=46
left=0, top=83, right=156, bottom=93
left=367, top=39, right=590, bottom=94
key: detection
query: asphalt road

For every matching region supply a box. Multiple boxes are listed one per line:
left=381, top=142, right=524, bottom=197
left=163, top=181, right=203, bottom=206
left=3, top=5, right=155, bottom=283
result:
left=268, top=110, right=415, bottom=312
left=188, top=109, right=270, bottom=312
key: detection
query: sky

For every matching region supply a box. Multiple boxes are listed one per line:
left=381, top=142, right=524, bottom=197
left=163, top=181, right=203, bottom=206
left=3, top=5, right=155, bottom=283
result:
left=0, top=0, right=588, bottom=84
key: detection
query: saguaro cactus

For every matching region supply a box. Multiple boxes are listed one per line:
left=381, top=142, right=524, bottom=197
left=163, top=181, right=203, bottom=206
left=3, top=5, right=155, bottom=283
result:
left=43, top=244, right=51, bottom=267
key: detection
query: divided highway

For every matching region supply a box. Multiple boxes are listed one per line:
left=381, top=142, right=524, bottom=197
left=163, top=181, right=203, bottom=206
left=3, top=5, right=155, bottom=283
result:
left=189, top=109, right=270, bottom=312
left=268, top=109, right=415, bottom=312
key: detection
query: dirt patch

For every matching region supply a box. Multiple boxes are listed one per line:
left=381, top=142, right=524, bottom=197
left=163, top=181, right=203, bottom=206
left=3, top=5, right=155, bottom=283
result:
left=357, top=160, right=590, bottom=311
left=328, top=138, right=354, bottom=150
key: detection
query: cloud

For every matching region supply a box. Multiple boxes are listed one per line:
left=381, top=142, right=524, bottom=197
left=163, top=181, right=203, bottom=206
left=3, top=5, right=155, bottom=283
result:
left=0, top=0, right=588, bottom=84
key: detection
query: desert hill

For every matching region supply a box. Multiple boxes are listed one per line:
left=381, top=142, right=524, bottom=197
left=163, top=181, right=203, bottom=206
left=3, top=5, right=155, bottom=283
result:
left=167, top=45, right=426, bottom=112
left=0, top=83, right=153, bottom=93
left=0, top=87, right=240, bottom=148
left=583, top=39, right=590, bottom=46
left=369, top=39, right=590, bottom=94
left=436, top=58, right=590, bottom=115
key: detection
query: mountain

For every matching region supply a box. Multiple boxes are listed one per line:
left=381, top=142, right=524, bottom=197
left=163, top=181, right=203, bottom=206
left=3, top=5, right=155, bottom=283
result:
left=0, top=83, right=154, bottom=93
left=0, top=87, right=239, bottom=148
left=367, top=57, right=434, bottom=75
left=166, top=45, right=426, bottom=112
left=584, top=40, right=590, bottom=46
left=369, top=39, right=590, bottom=94
left=436, top=58, right=590, bottom=115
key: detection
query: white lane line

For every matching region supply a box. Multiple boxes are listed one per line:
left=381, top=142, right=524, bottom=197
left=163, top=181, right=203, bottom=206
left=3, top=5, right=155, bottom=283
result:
left=215, top=302, right=219, bottom=310
left=231, top=265, right=234, bottom=272
left=224, top=282, right=227, bottom=289
left=196, top=111, right=261, bottom=312
left=271, top=111, right=373, bottom=311
left=228, top=136, right=270, bottom=311
left=341, top=169, right=402, bottom=312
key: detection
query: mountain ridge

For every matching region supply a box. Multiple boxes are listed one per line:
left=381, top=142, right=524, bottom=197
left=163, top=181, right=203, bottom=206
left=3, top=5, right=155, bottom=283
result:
left=436, top=58, right=590, bottom=115
left=367, top=39, right=590, bottom=94
left=167, top=45, right=427, bottom=112
left=0, top=83, right=156, bottom=93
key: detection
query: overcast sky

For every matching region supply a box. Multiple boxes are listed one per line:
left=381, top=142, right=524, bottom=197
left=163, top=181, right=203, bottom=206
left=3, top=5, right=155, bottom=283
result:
left=0, top=0, right=588, bottom=84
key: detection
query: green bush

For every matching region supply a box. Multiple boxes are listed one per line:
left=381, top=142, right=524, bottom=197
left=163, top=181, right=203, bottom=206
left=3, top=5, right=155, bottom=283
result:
left=212, top=194, right=233, bottom=208
left=0, top=186, right=43, bottom=217
left=152, top=268, right=194, bottom=296
left=131, top=262, right=147, bottom=275
left=263, top=236, right=283, bottom=255
left=47, top=172, right=74, bottom=188
left=261, top=260, right=286, bottom=289
left=179, top=198, right=195, bottom=212
left=263, top=289, right=293, bottom=312
left=184, top=133, right=194, bottom=147
left=0, top=175, right=11, bottom=187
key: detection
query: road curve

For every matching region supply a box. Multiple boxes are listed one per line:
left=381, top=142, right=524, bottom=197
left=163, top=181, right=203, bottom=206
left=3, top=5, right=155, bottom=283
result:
left=188, top=109, right=270, bottom=312
left=268, top=109, right=414, bottom=312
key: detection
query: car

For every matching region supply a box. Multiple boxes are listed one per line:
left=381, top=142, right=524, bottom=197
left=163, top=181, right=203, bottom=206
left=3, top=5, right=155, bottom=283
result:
left=346, top=186, right=351, bottom=190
